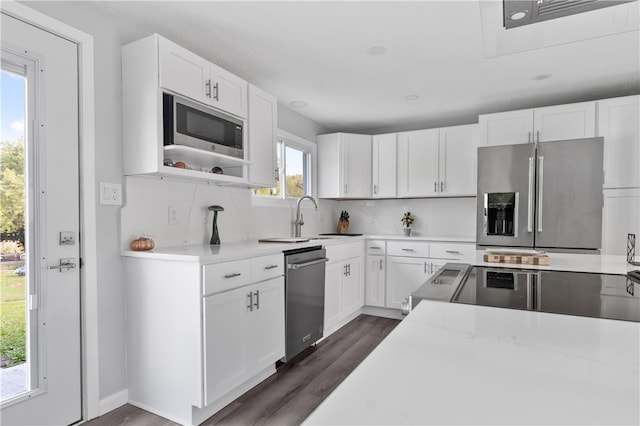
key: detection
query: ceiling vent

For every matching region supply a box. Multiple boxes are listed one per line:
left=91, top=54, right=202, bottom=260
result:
left=503, top=0, right=637, bottom=29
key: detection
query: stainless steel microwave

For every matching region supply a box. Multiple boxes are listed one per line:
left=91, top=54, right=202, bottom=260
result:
left=162, top=93, right=244, bottom=159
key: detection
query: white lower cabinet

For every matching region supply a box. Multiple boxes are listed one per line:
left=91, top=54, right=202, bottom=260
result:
left=126, top=253, right=284, bottom=426
left=385, top=241, right=475, bottom=309
left=324, top=242, right=364, bottom=335
left=386, top=255, right=431, bottom=309
left=203, top=277, right=284, bottom=405
left=602, top=188, right=640, bottom=256
left=366, top=255, right=386, bottom=307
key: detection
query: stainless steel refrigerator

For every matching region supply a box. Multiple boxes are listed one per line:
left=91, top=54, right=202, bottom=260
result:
left=476, top=137, right=604, bottom=252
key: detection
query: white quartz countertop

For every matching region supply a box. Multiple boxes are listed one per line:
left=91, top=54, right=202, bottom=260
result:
left=122, top=234, right=635, bottom=275
left=121, top=235, right=366, bottom=263
left=304, top=300, right=640, bottom=425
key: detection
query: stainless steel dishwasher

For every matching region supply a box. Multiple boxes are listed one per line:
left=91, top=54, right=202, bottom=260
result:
left=283, top=245, right=328, bottom=361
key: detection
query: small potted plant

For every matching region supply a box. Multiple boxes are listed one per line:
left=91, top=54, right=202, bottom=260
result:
left=401, top=212, right=414, bottom=237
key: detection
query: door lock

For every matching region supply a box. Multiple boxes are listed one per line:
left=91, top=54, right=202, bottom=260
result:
left=47, top=258, right=77, bottom=272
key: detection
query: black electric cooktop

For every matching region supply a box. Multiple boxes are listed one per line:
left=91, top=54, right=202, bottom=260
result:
left=411, top=264, right=640, bottom=322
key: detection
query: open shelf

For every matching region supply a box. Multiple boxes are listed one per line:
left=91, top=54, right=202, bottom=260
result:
left=163, top=145, right=250, bottom=179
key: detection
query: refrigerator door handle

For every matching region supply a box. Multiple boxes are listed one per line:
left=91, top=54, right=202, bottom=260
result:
left=537, top=156, right=544, bottom=232
left=527, top=157, right=534, bottom=233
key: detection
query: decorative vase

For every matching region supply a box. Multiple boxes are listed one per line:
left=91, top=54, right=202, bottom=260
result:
left=403, top=227, right=412, bottom=237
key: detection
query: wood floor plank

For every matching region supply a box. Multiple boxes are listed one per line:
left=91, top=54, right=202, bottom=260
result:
left=85, top=314, right=400, bottom=426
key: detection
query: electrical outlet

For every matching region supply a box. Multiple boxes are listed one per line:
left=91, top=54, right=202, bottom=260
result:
left=168, top=205, right=178, bottom=225
left=99, top=182, right=122, bottom=206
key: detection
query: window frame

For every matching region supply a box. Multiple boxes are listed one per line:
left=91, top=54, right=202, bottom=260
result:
left=251, top=129, right=317, bottom=207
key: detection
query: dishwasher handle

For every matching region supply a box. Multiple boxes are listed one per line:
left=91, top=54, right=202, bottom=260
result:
left=287, top=258, right=329, bottom=270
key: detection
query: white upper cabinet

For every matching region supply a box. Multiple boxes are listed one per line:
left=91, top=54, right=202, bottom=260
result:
left=597, top=95, right=640, bottom=189
left=397, top=129, right=439, bottom=197
left=479, top=101, right=596, bottom=145
left=533, top=101, right=596, bottom=142
left=158, top=36, right=211, bottom=106
left=438, top=124, right=479, bottom=196
left=372, top=133, right=397, bottom=198
left=397, top=125, right=478, bottom=198
left=479, top=109, right=534, bottom=146
left=159, top=36, right=247, bottom=118
left=247, top=84, right=278, bottom=187
left=317, top=133, right=372, bottom=198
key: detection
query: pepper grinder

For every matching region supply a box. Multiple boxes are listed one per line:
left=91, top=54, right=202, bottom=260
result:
left=208, top=205, right=224, bottom=245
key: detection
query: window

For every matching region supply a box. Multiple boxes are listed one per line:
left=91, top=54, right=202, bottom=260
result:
left=253, top=130, right=315, bottom=200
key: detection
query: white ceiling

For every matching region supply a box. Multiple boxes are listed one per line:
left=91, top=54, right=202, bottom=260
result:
left=91, top=1, right=640, bottom=133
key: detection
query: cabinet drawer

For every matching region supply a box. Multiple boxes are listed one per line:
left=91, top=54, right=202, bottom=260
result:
left=387, top=241, right=430, bottom=257
left=326, top=241, right=364, bottom=263
left=366, top=240, right=386, bottom=255
left=251, top=253, right=284, bottom=283
left=203, top=259, right=251, bottom=295
left=429, top=242, right=475, bottom=260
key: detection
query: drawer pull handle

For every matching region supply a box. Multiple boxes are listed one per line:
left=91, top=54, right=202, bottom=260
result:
left=369, top=247, right=381, bottom=250
left=264, top=265, right=279, bottom=270
left=402, top=248, right=416, bottom=252
left=224, top=272, right=242, bottom=279
left=446, top=250, right=461, bottom=254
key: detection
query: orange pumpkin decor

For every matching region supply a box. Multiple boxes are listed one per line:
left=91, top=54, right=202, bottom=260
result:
left=173, top=161, right=187, bottom=169
left=129, top=237, right=155, bottom=251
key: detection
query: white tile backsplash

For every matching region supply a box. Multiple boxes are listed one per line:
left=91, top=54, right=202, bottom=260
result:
left=121, top=176, right=477, bottom=249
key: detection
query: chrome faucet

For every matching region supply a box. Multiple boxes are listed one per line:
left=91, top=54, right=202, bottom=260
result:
left=294, top=195, right=318, bottom=237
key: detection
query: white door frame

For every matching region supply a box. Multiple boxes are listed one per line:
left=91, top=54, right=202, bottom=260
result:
left=1, top=1, right=99, bottom=421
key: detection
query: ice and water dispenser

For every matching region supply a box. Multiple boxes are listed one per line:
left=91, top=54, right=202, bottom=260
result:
left=484, top=192, right=517, bottom=236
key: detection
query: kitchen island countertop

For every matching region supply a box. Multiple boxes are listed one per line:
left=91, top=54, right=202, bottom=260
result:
left=304, top=300, right=640, bottom=425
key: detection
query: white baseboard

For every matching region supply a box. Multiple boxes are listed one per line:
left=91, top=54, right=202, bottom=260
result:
left=98, top=388, right=129, bottom=417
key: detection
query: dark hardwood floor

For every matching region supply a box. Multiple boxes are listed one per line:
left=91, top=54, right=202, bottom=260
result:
left=85, top=314, right=400, bottom=426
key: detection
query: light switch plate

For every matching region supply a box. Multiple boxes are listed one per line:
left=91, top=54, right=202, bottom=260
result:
left=100, top=182, right=122, bottom=206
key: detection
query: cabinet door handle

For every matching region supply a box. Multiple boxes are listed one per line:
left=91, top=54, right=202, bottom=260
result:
left=264, top=264, right=279, bottom=270
left=536, top=130, right=540, bottom=143
left=440, top=181, right=444, bottom=192
left=527, top=131, right=531, bottom=144
left=247, top=292, right=253, bottom=311
left=254, top=290, right=260, bottom=310
left=274, top=168, right=279, bottom=181
left=224, top=272, right=241, bottom=279
left=205, top=79, right=212, bottom=98
left=424, top=261, right=427, bottom=274
left=374, top=184, right=378, bottom=195
left=344, top=184, right=348, bottom=194
left=213, top=82, right=219, bottom=101
left=434, top=181, right=437, bottom=192
left=379, top=259, right=383, bottom=270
